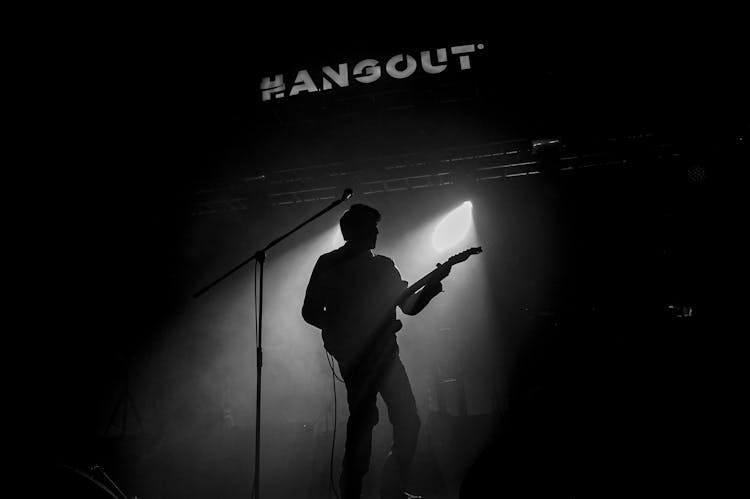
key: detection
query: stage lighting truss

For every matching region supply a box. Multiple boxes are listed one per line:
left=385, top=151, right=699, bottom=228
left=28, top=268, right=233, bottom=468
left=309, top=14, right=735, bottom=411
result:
left=191, top=133, right=682, bottom=215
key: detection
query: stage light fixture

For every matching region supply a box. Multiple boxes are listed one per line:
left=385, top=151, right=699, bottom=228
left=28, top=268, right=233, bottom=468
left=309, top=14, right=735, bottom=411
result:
left=432, top=201, right=473, bottom=253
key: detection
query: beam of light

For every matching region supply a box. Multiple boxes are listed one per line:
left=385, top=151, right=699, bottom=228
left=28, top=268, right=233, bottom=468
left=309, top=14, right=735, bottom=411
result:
left=331, top=226, right=344, bottom=249
left=432, top=201, right=473, bottom=253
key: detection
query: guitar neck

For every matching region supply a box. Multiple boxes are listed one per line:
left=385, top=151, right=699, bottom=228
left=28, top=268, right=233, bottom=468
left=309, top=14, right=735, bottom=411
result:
left=395, top=247, right=482, bottom=305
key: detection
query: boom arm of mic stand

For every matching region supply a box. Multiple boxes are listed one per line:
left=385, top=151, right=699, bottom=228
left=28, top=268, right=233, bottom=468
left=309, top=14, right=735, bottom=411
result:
left=192, top=195, right=350, bottom=298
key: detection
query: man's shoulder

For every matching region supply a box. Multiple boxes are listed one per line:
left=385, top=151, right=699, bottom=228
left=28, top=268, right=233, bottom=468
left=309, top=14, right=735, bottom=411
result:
left=318, top=247, right=343, bottom=260
left=373, top=254, right=396, bottom=266
left=315, top=246, right=349, bottom=268
left=373, top=254, right=403, bottom=277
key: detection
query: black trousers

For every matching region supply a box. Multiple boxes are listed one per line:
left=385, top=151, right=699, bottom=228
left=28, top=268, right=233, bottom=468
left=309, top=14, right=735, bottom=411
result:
left=337, top=344, right=421, bottom=499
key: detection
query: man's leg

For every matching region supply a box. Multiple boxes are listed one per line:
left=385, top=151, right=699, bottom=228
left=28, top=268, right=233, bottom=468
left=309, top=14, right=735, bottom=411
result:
left=340, top=362, right=380, bottom=499
left=379, top=356, right=421, bottom=499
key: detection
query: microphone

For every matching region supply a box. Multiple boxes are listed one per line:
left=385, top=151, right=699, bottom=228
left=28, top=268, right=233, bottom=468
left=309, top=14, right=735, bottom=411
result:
left=341, top=188, right=353, bottom=201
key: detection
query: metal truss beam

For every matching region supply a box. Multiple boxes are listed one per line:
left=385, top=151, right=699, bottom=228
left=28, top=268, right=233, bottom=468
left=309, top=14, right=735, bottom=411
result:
left=192, top=133, right=681, bottom=215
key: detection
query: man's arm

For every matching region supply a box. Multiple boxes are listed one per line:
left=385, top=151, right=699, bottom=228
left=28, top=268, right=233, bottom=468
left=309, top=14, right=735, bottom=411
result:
left=302, top=257, right=328, bottom=329
left=400, top=281, right=442, bottom=315
left=399, top=264, right=450, bottom=316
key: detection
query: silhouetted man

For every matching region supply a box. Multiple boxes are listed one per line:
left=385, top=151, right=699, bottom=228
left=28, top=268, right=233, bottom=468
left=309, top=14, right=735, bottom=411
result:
left=303, top=204, right=449, bottom=499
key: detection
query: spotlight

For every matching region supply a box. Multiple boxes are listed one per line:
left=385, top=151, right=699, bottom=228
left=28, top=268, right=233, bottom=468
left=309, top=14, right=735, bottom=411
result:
left=432, top=201, right=473, bottom=253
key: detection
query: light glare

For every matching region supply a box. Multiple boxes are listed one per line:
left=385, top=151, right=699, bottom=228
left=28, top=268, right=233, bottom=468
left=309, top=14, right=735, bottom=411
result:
left=332, top=226, right=344, bottom=249
left=432, top=201, right=473, bottom=253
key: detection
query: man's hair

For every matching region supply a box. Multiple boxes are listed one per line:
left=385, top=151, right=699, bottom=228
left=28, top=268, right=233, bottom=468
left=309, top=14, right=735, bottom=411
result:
left=340, top=204, right=381, bottom=241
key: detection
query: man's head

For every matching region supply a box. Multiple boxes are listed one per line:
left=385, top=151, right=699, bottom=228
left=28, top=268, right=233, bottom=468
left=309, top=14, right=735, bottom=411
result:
left=340, top=204, right=380, bottom=249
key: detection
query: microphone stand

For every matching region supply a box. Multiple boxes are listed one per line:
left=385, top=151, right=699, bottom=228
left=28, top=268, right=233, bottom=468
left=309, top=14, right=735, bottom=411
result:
left=193, top=188, right=353, bottom=499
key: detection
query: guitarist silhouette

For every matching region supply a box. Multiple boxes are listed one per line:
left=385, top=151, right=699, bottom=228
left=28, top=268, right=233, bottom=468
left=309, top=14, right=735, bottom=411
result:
left=302, top=203, right=481, bottom=499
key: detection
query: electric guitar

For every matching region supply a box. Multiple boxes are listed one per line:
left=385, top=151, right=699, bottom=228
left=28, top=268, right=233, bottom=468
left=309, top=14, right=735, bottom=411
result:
left=381, top=246, right=483, bottom=336
left=396, top=246, right=483, bottom=306
left=330, top=246, right=483, bottom=366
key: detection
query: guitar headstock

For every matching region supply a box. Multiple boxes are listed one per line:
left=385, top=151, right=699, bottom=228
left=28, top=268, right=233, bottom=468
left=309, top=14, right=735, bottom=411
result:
left=444, top=246, right=483, bottom=266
